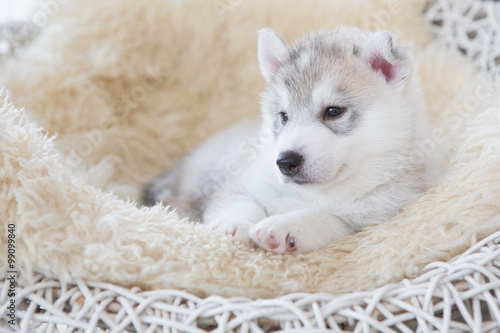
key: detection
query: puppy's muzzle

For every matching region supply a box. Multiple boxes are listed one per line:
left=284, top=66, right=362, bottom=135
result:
left=277, top=151, right=303, bottom=176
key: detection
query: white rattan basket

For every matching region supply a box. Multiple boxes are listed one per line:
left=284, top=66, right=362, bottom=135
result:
left=1, top=0, right=500, bottom=332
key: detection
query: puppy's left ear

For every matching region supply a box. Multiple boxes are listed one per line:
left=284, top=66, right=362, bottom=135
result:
left=362, top=31, right=413, bottom=92
left=258, top=29, right=289, bottom=83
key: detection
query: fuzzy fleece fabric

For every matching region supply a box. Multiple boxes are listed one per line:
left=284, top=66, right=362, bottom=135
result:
left=1, top=0, right=500, bottom=299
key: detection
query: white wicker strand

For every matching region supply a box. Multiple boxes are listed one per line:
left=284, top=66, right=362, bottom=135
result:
left=386, top=297, right=443, bottom=332
left=448, top=280, right=476, bottom=328
left=21, top=298, right=41, bottom=333
left=88, top=295, right=115, bottom=331
left=74, top=289, right=113, bottom=322
left=139, top=316, right=205, bottom=333
left=441, top=286, right=452, bottom=333
left=351, top=304, right=373, bottom=333
left=414, top=287, right=434, bottom=333
left=310, top=302, right=326, bottom=331
left=21, top=291, right=87, bottom=329
left=337, top=308, right=397, bottom=333
left=19, top=311, right=88, bottom=331
left=372, top=304, right=413, bottom=333
left=325, top=315, right=340, bottom=331
left=96, top=298, right=121, bottom=331
left=472, top=290, right=482, bottom=333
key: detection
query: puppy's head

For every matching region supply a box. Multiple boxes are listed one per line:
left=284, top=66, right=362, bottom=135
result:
left=258, top=27, right=424, bottom=190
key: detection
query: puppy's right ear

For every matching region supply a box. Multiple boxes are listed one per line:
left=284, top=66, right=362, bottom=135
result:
left=362, top=31, right=413, bottom=92
left=258, top=29, right=289, bottom=82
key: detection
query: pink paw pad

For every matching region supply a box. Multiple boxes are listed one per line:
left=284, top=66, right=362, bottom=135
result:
left=267, top=235, right=280, bottom=250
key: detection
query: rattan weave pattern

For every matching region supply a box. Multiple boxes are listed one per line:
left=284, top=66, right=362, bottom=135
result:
left=426, top=0, right=500, bottom=75
left=1, top=230, right=500, bottom=332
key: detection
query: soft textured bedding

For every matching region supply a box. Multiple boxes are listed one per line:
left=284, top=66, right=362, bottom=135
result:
left=1, top=0, right=500, bottom=299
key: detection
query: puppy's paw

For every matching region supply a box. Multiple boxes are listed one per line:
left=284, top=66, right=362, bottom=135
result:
left=249, top=216, right=301, bottom=253
left=208, top=220, right=255, bottom=248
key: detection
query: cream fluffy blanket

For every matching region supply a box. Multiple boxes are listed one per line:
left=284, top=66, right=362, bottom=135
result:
left=1, top=0, right=500, bottom=299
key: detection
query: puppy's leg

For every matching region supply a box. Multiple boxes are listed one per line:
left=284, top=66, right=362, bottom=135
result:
left=249, top=209, right=355, bottom=253
left=205, top=197, right=267, bottom=247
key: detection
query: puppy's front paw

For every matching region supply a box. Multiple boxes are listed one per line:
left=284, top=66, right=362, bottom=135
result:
left=208, top=220, right=254, bottom=248
left=249, top=216, right=301, bottom=253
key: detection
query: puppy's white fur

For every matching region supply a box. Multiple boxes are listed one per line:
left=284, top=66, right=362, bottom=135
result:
left=144, top=27, right=439, bottom=254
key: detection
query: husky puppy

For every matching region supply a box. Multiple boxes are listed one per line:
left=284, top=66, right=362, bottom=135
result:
left=143, top=27, right=438, bottom=253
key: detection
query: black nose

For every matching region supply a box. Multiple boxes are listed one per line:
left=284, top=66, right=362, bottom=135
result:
left=277, top=151, right=303, bottom=176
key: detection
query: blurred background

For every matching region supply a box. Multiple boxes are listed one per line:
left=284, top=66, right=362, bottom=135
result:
left=0, top=0, right=32, bottom=23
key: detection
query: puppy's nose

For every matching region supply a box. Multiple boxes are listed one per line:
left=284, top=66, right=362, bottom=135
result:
left=277, top=151, right=303, bottom=176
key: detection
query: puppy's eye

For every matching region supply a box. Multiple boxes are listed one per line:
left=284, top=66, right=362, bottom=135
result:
left=279, top=111, right=288, bottom=125
left=324, top=106, right=346, bottom=119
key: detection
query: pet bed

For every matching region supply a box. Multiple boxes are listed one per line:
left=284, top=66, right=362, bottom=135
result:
left=1, top=0, right=500, bottom=331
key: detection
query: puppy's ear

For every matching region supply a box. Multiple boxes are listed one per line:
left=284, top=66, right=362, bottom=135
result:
left=362, top=31, right=413, bottom=91
left=258, top=29, right=289, bottom=82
